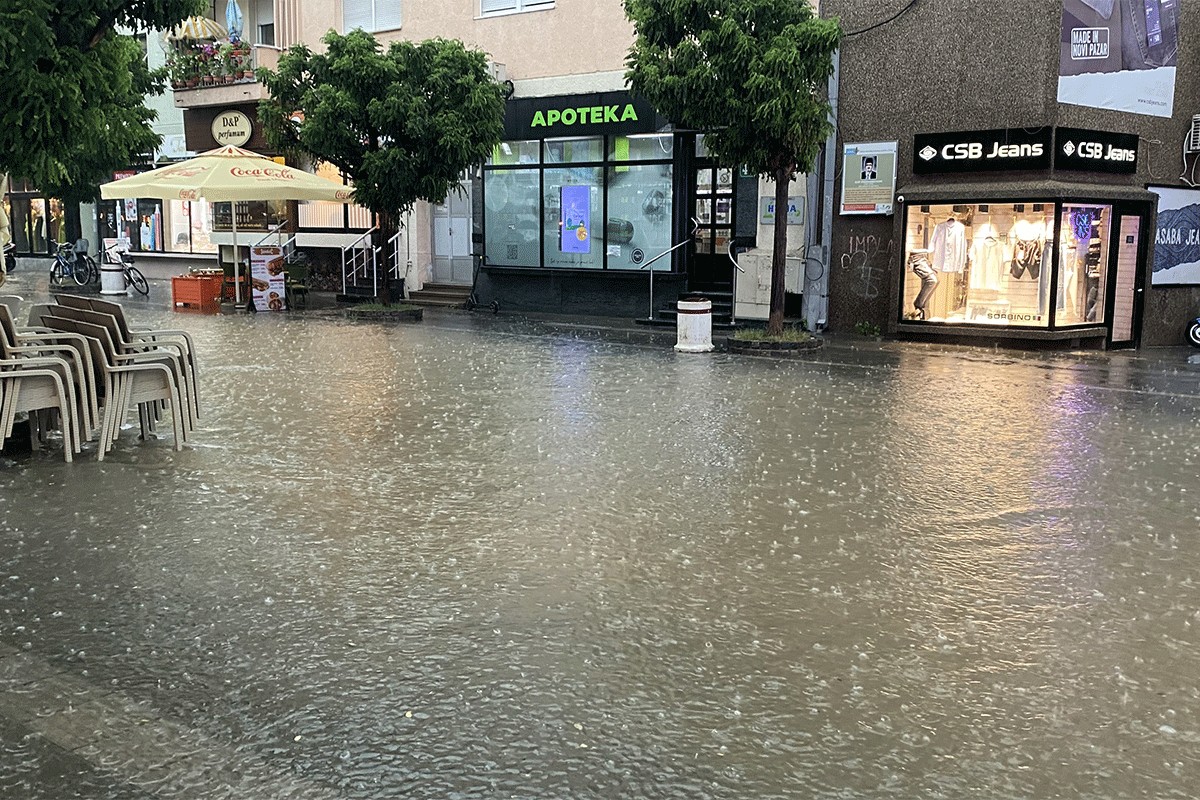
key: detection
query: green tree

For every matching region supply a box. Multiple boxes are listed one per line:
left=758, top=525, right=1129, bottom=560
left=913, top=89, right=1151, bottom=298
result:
left=0, top=0, right=203, bottom=203
left=624, top=0, right=840, bottom=335
left=258, top=29, right=506, bottom=304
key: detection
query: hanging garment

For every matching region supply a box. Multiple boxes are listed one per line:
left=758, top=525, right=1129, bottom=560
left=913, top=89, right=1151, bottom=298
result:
left=968, top=223, right=1005, bottom=290
left=1010, top=236, right=1043, bottom=279
left=930, top=219, right=967, bottom=272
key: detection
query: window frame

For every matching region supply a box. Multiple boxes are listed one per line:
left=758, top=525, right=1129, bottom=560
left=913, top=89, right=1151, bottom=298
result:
left=479, top=0, right=554, bottom=19
left=343, top=0, right=402, bottom=33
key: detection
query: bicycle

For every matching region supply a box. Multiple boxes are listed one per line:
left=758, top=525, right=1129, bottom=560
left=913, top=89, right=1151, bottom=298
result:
left=50, top=239, right=98, bottom=287
left=101, top=242, right=149, bottom=296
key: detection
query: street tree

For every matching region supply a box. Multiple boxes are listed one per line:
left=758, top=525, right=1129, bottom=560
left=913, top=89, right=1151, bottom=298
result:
left=258, top=30, right=506, bottom=304
left=624, top=0, right=841, bottom=335
left=0, top=0, right=203, bottom=203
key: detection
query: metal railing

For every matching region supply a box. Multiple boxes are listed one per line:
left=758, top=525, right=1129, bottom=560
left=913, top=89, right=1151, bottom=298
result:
left=387, top=230, right=404, bottom=282
left=727, top=239, right=746, bottom=326
left=639, top=218, right=701, bottom=320
left=341, top=226, right=378, bottom=296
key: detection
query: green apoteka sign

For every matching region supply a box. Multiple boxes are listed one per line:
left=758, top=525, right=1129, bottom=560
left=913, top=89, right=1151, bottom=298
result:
left=504, top=91, right=660, bottom=140
left=531, top=103, right=641, bottom=130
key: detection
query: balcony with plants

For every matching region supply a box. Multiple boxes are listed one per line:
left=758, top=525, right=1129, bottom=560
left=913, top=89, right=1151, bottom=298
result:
left=167, top=40, right=280, bottom=110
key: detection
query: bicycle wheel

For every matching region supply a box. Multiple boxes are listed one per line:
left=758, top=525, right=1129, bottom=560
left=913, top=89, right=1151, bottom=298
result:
left=50, top=260, right=66, bottom=286
left=126, top=266, right=149, bottom=296
left=83, top=255, right=100, bottom=284
left=71, top=258, right=89, bottom=285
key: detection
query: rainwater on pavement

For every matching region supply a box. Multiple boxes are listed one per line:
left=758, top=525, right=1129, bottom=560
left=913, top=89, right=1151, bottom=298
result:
left=2, top=277, right=1200, bottom=799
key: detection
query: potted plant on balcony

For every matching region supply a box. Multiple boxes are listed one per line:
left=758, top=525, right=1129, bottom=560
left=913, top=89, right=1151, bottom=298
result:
left=218, top=43, right=237, bottom=84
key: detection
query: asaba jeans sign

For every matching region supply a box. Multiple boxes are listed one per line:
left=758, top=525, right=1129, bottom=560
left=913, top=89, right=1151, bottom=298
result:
left=913, top=128, right=1053, bottom=174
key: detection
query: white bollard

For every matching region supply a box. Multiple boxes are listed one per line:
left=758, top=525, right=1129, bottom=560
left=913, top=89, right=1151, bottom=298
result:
left=100, top=259, right=127, bottom=296
left=675, top=296, right=714, bottom=353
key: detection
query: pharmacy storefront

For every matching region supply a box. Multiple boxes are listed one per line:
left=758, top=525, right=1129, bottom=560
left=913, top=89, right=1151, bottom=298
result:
left=477, top=91, right=693, bottom=316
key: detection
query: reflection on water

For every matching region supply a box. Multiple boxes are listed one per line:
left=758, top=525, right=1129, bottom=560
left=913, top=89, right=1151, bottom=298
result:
left=2, top=307, right=1200, bottom=798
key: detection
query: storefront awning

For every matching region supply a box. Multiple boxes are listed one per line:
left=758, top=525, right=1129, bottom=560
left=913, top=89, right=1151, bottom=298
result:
left=895, top=179, right=1156, bottom=205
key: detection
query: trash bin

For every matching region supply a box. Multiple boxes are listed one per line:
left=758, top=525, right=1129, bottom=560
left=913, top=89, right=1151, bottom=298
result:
left=675, top=295, right=714, bottom=353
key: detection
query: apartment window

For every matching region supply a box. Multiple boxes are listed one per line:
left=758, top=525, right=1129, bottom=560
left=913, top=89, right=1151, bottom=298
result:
left=344, top=0, right=402, bottom=32
left=481, top=0, right=553, bottom=16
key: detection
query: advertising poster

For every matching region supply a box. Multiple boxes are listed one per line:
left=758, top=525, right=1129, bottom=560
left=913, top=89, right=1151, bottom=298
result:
left=250, top=245, right=287, bottom=311
left=1149, top=186, right=1200, bottom=285
left=840, top=141, right=897, bottom=215
left=560, top=184, right=590, bottom=254
left=1058, top=0, right=1179, bottom=118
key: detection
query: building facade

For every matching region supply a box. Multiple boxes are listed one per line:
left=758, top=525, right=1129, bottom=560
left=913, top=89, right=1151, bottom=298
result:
left=825, top=0, right=1199, bottom=347
left=185, top=0, right=806, bottom=319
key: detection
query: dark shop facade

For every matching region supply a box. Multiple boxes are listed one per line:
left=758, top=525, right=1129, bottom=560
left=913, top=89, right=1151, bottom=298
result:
left=825, top=0, right=1199, bottom=347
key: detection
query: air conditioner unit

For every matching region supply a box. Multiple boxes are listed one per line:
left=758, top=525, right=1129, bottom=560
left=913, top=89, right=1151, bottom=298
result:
left=487, top=61, right=507, bottom=84
left=1182, top=114, right=1200, bottom=186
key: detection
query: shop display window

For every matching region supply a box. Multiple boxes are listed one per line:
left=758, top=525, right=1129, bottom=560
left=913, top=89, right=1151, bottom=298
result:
left=903, top=202, right=1059, bottom=327
left=608, top=134, right=673, bottom=161
left=1056, top=204, right=1111, bottom=325
left=544, top=167, right=603, bottom=269
left=484, top=168, right=540, bottom=266
left=606, top=163, right=672, bottom=270
left=488, top=140, right=540, bottom=165
left=483, top=134, right=675, bottom=271
left=544, top=137, right=602, bottom=164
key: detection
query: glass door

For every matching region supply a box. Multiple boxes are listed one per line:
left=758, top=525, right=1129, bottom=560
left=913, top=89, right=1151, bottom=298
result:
left=690, top=161, right=735, bottom=291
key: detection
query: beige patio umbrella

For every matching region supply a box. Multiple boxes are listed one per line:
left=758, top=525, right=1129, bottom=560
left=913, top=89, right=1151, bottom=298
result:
left=166, top=16, right=228, bottom=41
left=101, top=146, right=355, bottom=304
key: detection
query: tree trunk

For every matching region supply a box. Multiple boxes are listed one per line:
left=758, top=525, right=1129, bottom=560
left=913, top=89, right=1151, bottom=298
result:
left=376, top=211, right=399, bottom=305
left=767, top=167, right=791, bottom=336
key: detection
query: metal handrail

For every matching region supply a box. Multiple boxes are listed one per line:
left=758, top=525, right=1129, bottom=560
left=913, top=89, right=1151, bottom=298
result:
left=727, top=240, right=746, bottom=326
left=639, top=217, right=701, bottom=321
left=341, top=226, right=378, bottom=295
left=253, top=221, right=290, bottom=247
left=387, top=230, right=403, bottom=280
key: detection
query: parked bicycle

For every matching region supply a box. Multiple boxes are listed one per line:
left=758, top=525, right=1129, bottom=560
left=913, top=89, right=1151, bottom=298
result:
left=50, top=239, right=98, bottom=287
left=101, top=242, right=149, bottom=296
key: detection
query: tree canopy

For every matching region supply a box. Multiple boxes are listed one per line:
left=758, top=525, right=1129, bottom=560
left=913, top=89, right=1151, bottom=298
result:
left=258, top=29, right=506, bottom=221
left=624, top=0, right=841, bottom=333
left=0, top=0, right=203, bottom=202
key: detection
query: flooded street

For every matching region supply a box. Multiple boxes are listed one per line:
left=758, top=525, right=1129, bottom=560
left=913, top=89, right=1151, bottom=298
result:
left=3, top=289, right=1200, bottom=798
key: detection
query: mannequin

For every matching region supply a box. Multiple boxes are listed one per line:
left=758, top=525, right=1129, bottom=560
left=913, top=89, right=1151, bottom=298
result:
left=908, top=248, right=938, bottom=320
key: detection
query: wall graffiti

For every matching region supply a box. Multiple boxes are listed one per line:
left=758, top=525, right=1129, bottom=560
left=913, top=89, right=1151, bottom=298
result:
left=839, top=234, right=893, bottom=300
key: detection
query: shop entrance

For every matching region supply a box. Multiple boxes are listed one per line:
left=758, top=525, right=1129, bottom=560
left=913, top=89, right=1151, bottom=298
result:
left=431, top=179, right=473, bottom=285
left=1107, top=210, right=1147, bottom=349
left=689, top=162, right=736, bottom=294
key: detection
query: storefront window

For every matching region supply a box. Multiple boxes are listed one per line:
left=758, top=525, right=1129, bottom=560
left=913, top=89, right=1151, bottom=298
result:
left=101, top=198, right=217, bottom=254
left=607, top=163, right=672, bottom=270
left=544, top=137, right=602, bottom=163
left=483, top=133, right=675, bottom=271
left=488, top=140, right=540, bottom=165
left=484, top=168, right=540, bottom=266
left=903, top=202, right=1055, bottom=327
left=1056, top=204, right=1111, bottom=325
left=544, top=166, right=602, bottom=269
left=609, top=134, right=673, bottom=161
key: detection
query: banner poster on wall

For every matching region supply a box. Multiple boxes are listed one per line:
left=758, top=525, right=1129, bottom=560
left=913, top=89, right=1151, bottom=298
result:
left=250, top=245, right=287, bottom=311
left=560, top=184, right=591, bottom=254
left=840, top=141, right=897, bottom=215
left=1149, top=186, right=1200, bottom=285
left=1057, top=0, right=1179, bottom=117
